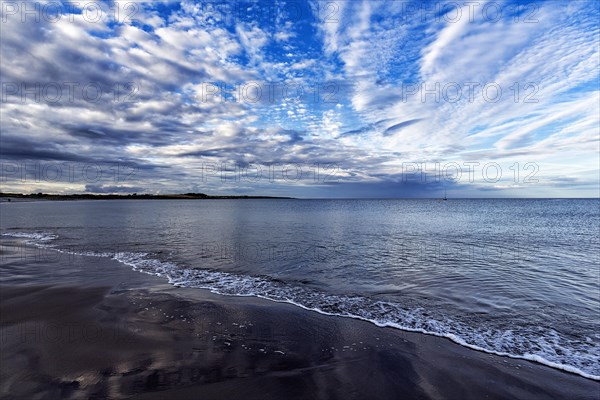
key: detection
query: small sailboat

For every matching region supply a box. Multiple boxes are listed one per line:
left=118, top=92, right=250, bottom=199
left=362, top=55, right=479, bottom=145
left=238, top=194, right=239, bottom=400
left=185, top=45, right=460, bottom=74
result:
left=443, top=189, right=447, bottom=201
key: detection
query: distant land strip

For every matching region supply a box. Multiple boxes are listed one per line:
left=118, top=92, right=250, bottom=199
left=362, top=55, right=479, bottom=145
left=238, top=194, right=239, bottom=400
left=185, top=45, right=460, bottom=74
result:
left=0, top=193, right=294, bottom=201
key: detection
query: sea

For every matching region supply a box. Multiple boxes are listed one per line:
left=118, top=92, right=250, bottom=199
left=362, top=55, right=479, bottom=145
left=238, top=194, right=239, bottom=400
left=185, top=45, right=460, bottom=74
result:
left=1, top=198, right=598, bottom=379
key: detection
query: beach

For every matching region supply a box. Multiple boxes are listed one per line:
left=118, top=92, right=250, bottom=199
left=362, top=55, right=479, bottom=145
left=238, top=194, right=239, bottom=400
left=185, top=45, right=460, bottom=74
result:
left=1, top=238, right=598, bottom=400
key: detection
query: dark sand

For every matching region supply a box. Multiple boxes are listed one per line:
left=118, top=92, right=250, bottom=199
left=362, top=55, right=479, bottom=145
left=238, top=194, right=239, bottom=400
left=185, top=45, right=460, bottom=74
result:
left=1, top=239, right=598, bottom=400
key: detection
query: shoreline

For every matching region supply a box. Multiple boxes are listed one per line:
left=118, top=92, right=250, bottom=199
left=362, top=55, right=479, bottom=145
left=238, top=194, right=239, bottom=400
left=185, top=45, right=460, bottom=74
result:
left=1, top=238, right=599, bottom=399
left=0, top=194, right=294, bottom=203
left=4, top=231, right=599, bottom=382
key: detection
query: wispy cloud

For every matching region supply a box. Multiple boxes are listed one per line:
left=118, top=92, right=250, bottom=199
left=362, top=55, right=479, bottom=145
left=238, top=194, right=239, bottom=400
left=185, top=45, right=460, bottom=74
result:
left=1, top=0, right=598, bottom=197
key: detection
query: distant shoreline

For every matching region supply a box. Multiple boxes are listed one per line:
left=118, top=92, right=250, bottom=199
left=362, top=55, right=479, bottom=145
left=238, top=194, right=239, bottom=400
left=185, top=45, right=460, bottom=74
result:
left=1, top=194, right=597, bottom=202
left=0, top=193, right=294, bottom=202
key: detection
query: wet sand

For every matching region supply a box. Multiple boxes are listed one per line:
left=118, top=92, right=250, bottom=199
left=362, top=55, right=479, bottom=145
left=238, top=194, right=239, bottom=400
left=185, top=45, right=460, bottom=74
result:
left=1, top=239, right=598, bottom=399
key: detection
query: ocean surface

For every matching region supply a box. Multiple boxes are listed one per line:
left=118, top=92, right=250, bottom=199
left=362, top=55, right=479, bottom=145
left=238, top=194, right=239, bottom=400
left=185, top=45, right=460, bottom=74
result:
left=1, top=199, right=599, bottom=379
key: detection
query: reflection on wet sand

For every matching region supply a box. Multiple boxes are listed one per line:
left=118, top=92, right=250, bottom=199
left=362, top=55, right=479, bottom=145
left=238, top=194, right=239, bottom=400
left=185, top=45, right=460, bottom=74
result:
left=1, top=240, right=598, bottom=399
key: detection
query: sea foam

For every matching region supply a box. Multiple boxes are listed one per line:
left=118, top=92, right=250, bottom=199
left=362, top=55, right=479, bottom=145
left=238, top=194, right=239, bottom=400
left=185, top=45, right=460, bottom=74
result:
left=3, top=231, right=599, bottom=380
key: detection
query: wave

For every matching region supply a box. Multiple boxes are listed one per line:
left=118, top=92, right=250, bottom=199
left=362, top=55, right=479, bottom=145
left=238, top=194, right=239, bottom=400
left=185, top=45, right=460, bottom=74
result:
left=3, top=231, right=599, bottom=381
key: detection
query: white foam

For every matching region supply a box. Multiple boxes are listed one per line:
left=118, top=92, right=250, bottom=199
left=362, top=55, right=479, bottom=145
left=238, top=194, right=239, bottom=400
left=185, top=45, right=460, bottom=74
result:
left=2, top=232, right=57, bottom=244
left=3, top=230, right=599, bottom=381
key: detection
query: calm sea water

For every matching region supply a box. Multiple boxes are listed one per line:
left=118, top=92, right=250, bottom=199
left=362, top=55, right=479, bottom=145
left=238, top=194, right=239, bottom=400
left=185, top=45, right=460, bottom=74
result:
left=1, top=199, right=599, bottom=379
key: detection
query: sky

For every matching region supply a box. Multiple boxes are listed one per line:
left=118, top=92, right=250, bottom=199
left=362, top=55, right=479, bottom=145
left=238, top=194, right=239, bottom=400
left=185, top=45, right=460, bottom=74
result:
left=0, top=0, right=598, bottom=198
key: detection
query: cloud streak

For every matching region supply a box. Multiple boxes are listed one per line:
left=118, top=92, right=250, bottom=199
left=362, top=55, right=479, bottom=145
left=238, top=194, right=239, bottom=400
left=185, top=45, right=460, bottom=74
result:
left=1, top=0, right=598, bottom=197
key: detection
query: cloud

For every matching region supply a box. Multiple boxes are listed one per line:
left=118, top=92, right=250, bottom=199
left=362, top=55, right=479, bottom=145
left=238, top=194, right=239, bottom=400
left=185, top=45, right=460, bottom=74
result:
left=383, top=119, right=424, bottom=136
left=1, top=0, right=598, bottom=197
left=85, top=184, right=144, bottom=193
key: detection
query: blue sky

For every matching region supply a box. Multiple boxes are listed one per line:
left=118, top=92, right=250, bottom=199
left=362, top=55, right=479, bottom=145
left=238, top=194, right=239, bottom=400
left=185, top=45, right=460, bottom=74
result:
left=1, top=0, right=599, bottom=197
